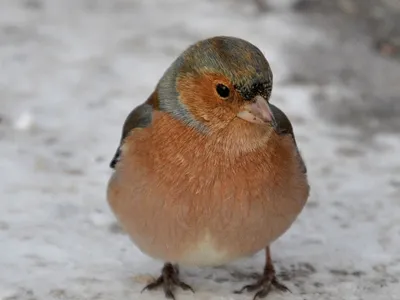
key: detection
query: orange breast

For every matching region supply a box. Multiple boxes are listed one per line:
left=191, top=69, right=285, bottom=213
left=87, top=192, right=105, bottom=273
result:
left=107, top=111, right=309, bottom=266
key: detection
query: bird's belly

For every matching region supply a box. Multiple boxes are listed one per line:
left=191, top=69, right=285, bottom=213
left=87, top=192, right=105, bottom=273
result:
left=178, top=231, right=238, bottom=266
left=107, top=123, right=309, bottom=266
left=107, top=167, right=307, bottom=266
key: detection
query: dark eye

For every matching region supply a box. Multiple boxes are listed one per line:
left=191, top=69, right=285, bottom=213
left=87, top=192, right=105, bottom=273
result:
left=216, top=84, right=230, bottom=98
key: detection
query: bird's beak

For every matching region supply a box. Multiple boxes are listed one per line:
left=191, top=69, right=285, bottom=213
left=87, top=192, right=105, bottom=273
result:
left=237, top=95, right=276, bottom=126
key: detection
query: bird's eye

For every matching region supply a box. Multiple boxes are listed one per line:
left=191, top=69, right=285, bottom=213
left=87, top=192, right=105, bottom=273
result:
left=216, top=84, right=230, bottom=98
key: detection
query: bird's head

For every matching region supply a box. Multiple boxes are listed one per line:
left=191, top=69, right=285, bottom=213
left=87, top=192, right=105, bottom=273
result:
left=156, top=36, right=276, bottom=134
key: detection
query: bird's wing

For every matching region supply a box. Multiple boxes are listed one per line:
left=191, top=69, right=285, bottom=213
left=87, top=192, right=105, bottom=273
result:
left=109, top=92, right=157, bottom=169
left=270, top=103, right=307, bottom=174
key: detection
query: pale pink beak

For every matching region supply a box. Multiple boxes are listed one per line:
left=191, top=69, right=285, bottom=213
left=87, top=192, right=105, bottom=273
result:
left=237, top=95, right=276, bottom=125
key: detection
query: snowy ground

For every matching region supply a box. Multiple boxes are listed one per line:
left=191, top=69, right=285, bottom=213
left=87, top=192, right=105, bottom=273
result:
left=1, top=0, right=400, bottom=299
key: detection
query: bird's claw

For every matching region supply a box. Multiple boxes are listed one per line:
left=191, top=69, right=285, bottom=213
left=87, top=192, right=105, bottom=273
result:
left=141, top=263, right=194, bottom=299
left=234, top=269, right=290, bottom=300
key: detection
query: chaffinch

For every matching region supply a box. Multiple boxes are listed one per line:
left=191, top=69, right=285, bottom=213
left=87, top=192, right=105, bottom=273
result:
left=107, top=36, right=309, bottom=299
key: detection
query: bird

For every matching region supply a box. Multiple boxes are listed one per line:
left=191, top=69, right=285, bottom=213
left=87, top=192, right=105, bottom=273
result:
left=107, top=36, right=309, bottom=300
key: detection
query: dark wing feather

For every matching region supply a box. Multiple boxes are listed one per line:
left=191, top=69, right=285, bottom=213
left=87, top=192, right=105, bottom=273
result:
left=109, top=92, right=157, bottom=169
left=270, top=103, right=307, bottom=174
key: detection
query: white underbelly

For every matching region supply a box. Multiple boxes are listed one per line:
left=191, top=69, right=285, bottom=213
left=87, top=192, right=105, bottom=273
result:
left=177, top=232, right=252, bottom=266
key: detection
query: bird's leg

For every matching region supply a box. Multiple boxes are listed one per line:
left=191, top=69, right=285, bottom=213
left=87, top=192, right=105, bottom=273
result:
left=235, top=247, right=290, bottom=299
left=141, top=263, right=194, bottom=300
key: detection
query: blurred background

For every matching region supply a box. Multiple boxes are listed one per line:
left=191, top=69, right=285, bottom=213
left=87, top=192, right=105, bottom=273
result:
left=1, top=0, right=399, bottom=299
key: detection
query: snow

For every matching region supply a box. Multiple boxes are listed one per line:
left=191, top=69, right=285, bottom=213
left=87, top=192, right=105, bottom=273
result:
left=1, top=0, right=399, bottom=299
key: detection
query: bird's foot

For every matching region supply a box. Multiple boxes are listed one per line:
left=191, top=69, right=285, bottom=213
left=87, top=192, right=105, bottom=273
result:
left=141, top=263, right=194, bottom=300
left=234, top=266, right=290, bottom=300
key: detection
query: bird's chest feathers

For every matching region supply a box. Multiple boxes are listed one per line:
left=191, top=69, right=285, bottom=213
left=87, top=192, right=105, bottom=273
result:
left=118, top=114, right=303, bottom=219
left=112, top=115, right=308, bottom=265
left=121, top=119, right=293, bottom=203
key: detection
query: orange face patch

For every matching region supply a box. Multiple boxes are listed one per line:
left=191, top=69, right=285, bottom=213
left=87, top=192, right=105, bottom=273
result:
left=176, top=72, right=246, bottom=131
